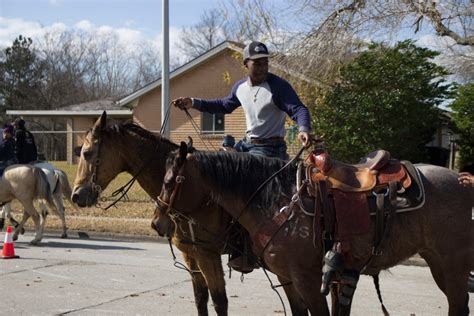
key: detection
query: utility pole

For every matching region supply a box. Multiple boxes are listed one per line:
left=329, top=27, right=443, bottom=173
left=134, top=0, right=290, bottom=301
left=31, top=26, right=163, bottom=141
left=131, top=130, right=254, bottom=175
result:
left=161, top=0, right=170, bottom=138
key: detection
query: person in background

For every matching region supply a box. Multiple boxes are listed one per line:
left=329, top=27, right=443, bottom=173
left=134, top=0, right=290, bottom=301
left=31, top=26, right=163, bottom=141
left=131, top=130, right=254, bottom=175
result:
left=13, top=118, right=38, bottom=164
left=220, top=134, right=237, bottom=152
left=458, top=172, right=473, bottom=187
left=0, top=125, right=18, bottom=174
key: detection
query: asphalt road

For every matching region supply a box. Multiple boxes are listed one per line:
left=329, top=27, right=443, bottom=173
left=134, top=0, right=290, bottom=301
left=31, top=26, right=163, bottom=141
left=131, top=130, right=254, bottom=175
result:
left=1, top=231, right=472, bottom=315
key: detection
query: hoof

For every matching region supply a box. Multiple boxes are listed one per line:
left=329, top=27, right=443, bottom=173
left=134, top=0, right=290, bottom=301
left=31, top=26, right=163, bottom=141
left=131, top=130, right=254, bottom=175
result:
left=60, top=233, right=68, bottom=239
left=20, top=227, right=25, bottom=235
left=0, top=219, right=4, bottom=230
left=30, top=239, right=41, bottom=245
left=12, top=234, right=18, bottom=241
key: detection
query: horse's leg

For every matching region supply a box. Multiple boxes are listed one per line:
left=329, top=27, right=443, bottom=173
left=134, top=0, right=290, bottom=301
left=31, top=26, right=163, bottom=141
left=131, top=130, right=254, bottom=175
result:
left=195, top=252, right=228, bottom=316
left=182, top=252, right=210, bottom=316
left=38, top=202, right=49, bottom=239
left=2, top=203, right=26, bottom=234
left=49, top=192, right=68, bottom=238
left=291, top=273, right=330, bottom=316
left=19, top=200, right=43, bottom=245
left=419, top=250, right=447, bottom=294
left=12, top=209, right=30, bottom=241
left=420, top=249, right=470, bottom=316
left=0, top=204, right=5, bottom=230
left=277, top=276, right=308, bottom=316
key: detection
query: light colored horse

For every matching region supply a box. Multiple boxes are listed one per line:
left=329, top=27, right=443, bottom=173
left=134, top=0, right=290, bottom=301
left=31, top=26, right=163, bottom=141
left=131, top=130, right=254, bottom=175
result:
left=0, top=162, right=76, bottom=243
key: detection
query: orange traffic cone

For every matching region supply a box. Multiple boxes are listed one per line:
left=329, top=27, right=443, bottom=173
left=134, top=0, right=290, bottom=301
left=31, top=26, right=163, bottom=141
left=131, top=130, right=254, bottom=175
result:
left=2, top=226, right=19, bottom=259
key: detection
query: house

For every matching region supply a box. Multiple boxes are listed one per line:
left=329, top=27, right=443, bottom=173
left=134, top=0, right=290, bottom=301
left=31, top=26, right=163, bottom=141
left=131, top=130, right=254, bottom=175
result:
left=7, top=41, right=259, bottom=164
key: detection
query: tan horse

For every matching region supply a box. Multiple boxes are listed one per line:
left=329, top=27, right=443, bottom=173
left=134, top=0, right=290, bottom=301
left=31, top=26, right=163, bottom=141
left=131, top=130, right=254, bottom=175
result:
left=0, top=165, right=59, bottom=244
left=0, top=162, right=75, bottom=239
left=155, top=142, right=473, bottom=316
left=71, top=112, right=232, bottom=315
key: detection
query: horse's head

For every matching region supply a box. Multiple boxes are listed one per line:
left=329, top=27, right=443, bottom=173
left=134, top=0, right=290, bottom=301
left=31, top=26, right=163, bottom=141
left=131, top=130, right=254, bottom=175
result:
left=71, top=111, right=125, bottom=207
left=153, top=141, right=205, bottom=224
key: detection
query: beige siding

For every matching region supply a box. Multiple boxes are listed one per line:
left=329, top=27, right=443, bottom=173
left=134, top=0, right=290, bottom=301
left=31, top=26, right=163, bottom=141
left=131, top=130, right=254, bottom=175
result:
left=133, top=50, right=247, bottom=150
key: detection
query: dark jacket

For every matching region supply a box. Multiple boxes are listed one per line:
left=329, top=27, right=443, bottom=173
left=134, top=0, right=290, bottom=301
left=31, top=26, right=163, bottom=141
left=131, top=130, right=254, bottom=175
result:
left=0, top=137, right=17, bottom=163
left=15, top=127, right=37, bottom=164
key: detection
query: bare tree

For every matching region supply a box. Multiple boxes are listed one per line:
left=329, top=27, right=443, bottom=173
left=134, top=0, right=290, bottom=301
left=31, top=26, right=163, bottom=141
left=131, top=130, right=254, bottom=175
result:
left=176, top=0, right=292, bottom=61
left=290, top=0, right=474, bottom=82
left=176, top=9, right=227, bottom=60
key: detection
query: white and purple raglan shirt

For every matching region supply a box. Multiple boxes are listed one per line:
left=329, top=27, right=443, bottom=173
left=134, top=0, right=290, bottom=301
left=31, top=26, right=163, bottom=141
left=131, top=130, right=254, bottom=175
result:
left=192, top=73, right=312, bottom=139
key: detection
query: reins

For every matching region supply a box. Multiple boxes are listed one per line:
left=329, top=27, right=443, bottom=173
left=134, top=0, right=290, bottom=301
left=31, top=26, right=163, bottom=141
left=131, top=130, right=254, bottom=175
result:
left=183, top=108, right=218, bottom=151
left=102, top=106, right=173, bottom=210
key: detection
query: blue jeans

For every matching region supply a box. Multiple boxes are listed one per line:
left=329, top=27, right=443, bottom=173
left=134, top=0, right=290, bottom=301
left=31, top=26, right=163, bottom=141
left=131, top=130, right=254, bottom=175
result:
left=241, top=139, right=289, bottom=160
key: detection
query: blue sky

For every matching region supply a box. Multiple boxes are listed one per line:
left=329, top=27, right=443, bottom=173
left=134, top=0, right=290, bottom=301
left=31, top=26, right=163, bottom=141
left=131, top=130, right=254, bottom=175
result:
left=0, top=0, right=221, bottom=48
left=0, top=0, right=458, bottom=66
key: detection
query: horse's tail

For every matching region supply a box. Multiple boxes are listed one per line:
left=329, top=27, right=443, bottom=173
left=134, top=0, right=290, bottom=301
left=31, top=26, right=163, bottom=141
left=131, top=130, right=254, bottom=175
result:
left=55, top=169, right=80, bottom=211
left=33, top=167, right=55, bottom=208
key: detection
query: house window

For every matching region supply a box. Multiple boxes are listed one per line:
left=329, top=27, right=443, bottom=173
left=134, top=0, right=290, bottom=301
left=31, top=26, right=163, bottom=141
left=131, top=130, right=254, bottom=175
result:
left=201, top=113, right=224, bottom=134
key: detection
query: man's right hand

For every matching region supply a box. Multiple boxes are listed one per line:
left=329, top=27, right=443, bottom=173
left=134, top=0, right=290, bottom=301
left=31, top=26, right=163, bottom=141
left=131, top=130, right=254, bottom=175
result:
left=171, top=97, right=193, bottom=110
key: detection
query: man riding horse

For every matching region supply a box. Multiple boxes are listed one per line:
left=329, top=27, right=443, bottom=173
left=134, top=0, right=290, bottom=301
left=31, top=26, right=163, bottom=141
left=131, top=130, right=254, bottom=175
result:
left=172, top=41, right=313, bottom=272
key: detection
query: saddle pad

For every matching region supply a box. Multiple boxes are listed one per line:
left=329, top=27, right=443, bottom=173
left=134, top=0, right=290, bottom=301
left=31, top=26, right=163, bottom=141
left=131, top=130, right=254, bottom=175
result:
left=333, top=190, right=370, bottom=250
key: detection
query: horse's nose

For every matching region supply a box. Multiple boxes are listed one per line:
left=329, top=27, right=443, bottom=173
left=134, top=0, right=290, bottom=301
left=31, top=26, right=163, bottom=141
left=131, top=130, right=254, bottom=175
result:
left=71, top=193, right=79, bottom=203
left=151, top=219, right=158, bottom=232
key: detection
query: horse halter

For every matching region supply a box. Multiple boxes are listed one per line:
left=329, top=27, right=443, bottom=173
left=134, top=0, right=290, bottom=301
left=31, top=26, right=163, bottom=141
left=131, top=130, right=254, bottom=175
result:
left=89, top=131, right=104, bottom=198
left=156, top=162, right=187, bottom=216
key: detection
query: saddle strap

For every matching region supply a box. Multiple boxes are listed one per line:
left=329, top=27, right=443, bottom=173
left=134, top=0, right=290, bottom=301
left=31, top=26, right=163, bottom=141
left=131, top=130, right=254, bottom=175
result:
left=362, top=181, right=398, bottom=271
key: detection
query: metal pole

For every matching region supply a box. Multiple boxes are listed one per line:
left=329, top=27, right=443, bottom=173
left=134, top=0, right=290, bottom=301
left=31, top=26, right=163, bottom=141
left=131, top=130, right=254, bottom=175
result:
left=449, top=134, right=455, bottom=170
left=161, top=0, right=170, bottom=137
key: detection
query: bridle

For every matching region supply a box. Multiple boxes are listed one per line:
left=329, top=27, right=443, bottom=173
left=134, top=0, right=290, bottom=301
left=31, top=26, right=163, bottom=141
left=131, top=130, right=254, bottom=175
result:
left=155, top=162, right=187, bottom=217
left=89, top=131, right=104, bottom=200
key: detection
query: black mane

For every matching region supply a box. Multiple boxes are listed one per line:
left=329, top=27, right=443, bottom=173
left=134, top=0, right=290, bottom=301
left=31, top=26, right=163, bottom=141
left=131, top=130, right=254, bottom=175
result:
left=190, top=151, right=298, bottom=210
left=105, top=122, right=178, bottom=149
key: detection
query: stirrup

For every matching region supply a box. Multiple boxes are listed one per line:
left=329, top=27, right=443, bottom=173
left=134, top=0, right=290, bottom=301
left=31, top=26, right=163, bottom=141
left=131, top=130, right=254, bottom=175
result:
left=320, top=249, right=344, bottom=295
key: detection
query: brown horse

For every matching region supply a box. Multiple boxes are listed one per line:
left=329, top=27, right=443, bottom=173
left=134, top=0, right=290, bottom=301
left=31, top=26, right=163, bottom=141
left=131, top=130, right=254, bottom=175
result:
left=71, top=112, right=233, bottom=315
left=155, top=142, right=473, bottom=316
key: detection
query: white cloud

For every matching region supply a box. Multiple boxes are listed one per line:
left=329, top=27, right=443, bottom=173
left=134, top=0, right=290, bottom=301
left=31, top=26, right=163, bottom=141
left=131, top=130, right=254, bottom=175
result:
left=75, top=20, right=95, bottom=31
left=0, top=17, right=45, bottom=47
left=0, top=16, right=193, bottom=68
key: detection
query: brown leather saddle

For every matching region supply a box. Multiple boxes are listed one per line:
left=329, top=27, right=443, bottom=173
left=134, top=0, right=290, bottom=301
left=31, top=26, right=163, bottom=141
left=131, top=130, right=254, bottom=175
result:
left=308, top=149, right=411, bottom=193
left=306, top=149, right=420, bottom=257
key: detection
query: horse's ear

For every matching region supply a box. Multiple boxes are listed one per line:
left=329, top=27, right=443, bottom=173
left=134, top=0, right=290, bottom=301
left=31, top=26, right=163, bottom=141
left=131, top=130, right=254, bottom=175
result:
left=92, top=111, right=107, bottom=135
left=74, top=146, right=82, bottom=157
left=179, top=141, right=188, bottom=160
left=186, top=136, right=195, bottom=153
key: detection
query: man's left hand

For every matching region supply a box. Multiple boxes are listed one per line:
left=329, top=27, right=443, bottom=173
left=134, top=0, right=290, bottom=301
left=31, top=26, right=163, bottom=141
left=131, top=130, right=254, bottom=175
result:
left=298, top=131, right=312, bottom=148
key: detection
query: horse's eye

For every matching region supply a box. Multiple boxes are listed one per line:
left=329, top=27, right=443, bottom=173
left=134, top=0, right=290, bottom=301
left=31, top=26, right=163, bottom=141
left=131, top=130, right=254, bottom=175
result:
left=83, top=151, right=93, bottom=160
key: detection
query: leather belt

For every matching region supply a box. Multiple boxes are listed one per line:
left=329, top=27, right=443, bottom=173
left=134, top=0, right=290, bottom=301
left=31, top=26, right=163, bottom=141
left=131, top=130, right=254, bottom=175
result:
left=250, top=136, right=284, bottom=144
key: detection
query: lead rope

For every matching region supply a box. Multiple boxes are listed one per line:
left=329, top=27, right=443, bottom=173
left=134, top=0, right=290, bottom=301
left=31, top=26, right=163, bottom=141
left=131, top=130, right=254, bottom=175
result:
left=183, top=108, right=218, bottom=151
left=261, top=266, right=288, bottom=316
left=167, top=237, right=201, bottom=274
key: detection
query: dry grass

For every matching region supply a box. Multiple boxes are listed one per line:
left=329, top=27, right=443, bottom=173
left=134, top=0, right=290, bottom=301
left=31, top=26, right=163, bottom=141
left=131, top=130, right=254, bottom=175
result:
left=7, top=161, right=158, bottom=237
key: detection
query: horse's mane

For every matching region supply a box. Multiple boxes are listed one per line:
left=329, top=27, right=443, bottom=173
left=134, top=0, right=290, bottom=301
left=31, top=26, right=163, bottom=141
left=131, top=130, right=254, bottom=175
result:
left=104, top=121, right=178, bottom=149
left=188, top=151, right=297, bottom=210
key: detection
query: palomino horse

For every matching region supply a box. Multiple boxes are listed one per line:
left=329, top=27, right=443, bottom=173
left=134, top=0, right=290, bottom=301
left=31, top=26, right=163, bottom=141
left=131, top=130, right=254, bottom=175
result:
left=71, top=112, right=233, bottom=315
left=0, top=165, right=60, bottom=244
left=0, top=162, right=75, bottom=239
left=155, top=142, right=472, bottom=316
